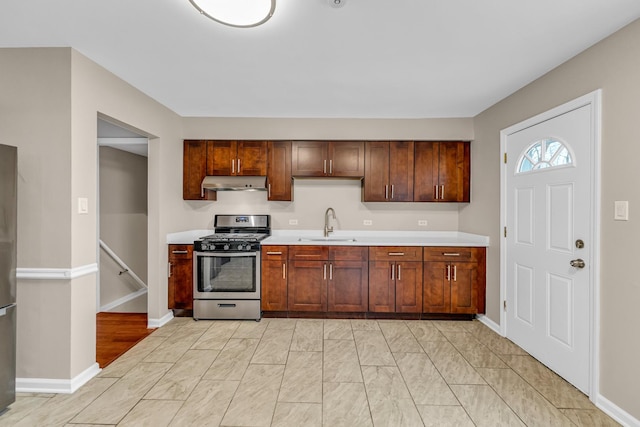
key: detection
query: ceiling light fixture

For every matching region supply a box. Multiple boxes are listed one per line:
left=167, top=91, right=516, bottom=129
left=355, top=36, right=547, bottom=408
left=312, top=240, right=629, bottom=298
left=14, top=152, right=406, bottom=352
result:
left=329, top=0, right=346, bottom=8
left=189, top=0, right=276, bottom=28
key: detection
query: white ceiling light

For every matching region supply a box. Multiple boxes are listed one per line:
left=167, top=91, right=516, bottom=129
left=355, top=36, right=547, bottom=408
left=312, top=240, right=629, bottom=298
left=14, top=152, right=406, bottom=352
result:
left=189, top=0, right=276, bottom=28
left=329, top=0, right=346, bottom=8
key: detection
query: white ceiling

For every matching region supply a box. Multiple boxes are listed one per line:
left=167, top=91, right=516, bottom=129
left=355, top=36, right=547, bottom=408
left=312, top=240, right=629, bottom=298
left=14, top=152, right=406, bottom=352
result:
left=2, top=0, right=640, bottom=119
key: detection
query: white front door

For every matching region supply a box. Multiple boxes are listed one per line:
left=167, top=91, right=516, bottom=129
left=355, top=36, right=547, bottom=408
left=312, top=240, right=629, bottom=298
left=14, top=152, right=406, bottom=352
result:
left=503, top=95, right=598, bottom=394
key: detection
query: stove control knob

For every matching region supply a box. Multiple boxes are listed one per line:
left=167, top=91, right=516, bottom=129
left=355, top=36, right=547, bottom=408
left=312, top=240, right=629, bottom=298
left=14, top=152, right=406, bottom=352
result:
left=201, top=243, right=208, bottom=251
left=223, top=244, right=230, bottom=251
left=237, top=244, right=244, bottom=251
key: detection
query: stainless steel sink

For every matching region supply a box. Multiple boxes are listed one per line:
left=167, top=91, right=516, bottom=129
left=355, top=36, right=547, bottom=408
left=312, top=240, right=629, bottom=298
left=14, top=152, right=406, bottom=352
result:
left=298, top=237, right=357, bottom=242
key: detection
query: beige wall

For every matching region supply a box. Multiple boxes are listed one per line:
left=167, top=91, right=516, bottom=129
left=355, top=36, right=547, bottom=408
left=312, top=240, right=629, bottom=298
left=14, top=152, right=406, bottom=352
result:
left=99, top=146, right=148, bottom=312
left=464, top=18, right=640, bottom=419
left=0, top=47, right=182, bottom=381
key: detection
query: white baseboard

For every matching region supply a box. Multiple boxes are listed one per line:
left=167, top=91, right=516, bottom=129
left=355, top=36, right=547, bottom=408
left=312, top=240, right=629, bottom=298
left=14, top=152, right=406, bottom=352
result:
left=595, top=393, right=640, bottom=427
left=100, top=288, right=147, bottom=312
left=16, top=362, right=101, bottom=394
left=476, top=314, right=501, bottom=335
left=148, top=310, right=173, bottom=328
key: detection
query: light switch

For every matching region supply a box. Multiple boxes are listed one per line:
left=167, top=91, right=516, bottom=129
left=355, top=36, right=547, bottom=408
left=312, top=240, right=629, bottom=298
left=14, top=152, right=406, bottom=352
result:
left=288, top=219, right=298, bottom=225
left=614, top=201, right=628, bottom=221
left=78, top=197, right=89, bottom=214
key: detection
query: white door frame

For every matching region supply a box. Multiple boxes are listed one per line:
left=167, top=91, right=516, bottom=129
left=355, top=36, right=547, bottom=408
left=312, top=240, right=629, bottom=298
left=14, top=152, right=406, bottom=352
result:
left=499, top=90, right=602, bottom=399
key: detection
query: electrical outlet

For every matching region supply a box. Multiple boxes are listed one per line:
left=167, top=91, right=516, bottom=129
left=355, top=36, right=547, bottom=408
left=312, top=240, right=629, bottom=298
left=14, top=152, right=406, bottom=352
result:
left=289, top=219, right=298, bottom=225
left=363, top=219, right=373, bottom=226
left=418, top=220, right=428, bottom=226
left=614, top=201, right=629, bottom=221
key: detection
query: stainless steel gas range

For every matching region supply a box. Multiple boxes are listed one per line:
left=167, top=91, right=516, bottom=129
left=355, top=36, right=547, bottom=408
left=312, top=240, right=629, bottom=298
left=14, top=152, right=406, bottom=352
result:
left=193, top=214, right=270, bottom=321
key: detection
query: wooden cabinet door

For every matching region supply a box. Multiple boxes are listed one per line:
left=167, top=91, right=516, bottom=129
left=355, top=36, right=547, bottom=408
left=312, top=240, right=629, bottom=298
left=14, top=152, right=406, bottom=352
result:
left=364, top=141, right=390, bottom=201
left=438, top=141, right=470, bottom=202
left=329, top=141, right=364, bottom=177
left=168, top=245, right=193, bottom=310
left=207, top=140, right=236, bottom=176
left=369, top=261, right=395, bottom=312
left=262, top=259, right=288, bottom=311
left=450, top=262, right=477, bottom=314
left=388, top=141, right=414, bottom=201
left=414, top=141, right=470, bottom=202
left=395, top=261, right=423, bottom=313
left=328, top=260, right=368, bottom=312
left=237, top=141, right=267, bottom=176
left=413, top=141, right=440, bottom=202
left=423, top=261, right=451, bottom=313
left=291, top=141, right=328, bottom=177
left=288, top=260, right=327, bottom=311
left=267, top=141, right=292, bottom=201
left=183, top=140, right=215, bottom=200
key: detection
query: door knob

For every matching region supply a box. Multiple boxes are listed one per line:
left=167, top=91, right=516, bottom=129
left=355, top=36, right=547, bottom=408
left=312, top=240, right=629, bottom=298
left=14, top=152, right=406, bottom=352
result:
left=570, top=259, right=585, bottom=269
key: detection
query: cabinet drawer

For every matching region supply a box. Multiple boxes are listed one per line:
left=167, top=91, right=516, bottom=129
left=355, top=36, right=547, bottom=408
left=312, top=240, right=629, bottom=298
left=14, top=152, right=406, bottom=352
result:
left=289, top=245, right=329, bottom=260
left=423, top=247, right=483, bottom=262
left=369, top=246, right=422, bottom=262
left=262, top=246, right=288, bottom=260
left=329, top=246, right=368, bottom=261
left=168, top=244, right=193, bottom=260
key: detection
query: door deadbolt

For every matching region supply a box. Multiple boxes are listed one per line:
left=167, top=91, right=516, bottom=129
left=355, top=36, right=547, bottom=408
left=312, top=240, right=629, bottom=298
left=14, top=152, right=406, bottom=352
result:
left=570, top=259, right=586, bottom=269
left=575, top=239, right=585, bottom=249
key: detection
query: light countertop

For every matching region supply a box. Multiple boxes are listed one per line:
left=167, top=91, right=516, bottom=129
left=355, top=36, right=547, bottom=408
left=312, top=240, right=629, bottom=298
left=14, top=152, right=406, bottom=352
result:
left=167, top=229, right=489, bottom=247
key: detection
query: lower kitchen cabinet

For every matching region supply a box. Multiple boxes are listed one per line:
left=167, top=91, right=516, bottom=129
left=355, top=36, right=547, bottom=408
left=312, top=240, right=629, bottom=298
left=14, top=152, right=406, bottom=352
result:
left=168, top=244, right=193, bottom=310
left=287, top=246, right=368, bottom=312
left=261, top=246, right=288, bottom=311
left=423, top=247, right=486, bottom=314
left=369, top=247, right=423, bottom=313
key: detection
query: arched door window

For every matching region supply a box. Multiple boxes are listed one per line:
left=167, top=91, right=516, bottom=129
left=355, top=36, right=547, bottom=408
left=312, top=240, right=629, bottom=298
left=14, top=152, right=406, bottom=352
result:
left=517, top=138, right=573, bottom=173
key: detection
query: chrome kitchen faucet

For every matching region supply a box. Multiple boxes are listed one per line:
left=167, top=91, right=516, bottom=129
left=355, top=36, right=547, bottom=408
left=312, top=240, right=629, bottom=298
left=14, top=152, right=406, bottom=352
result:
left=324, top=207, right=336, bottom=237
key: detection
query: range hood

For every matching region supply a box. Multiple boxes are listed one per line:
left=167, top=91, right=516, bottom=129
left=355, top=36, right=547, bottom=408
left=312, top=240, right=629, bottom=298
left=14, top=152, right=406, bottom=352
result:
left=201, top=175, right=267, bottom=195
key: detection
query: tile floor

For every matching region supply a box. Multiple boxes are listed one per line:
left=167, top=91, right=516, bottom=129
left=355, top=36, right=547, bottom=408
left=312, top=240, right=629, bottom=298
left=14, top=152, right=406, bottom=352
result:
left=0, top=317, right=619, bottom=426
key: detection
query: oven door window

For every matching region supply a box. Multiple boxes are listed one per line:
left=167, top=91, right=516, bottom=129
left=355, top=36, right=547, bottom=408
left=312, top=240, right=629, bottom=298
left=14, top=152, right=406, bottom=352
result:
left=197, top=253, right=256, bottom=293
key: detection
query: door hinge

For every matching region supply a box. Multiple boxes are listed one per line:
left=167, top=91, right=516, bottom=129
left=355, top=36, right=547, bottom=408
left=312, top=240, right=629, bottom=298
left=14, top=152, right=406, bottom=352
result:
left=503, top=300, right=507, bottom=311
left=504, top=153, right=507, bottom=164
left=504, top=227, right=507, bottom=238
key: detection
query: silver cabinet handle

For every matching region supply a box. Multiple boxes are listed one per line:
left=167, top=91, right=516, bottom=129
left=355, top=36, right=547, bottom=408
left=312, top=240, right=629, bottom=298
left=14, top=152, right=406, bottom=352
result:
left=168, top=262, right=172, bottom=278
left=237, top=158, right=241, bottom=173
left=324, top=263, right=327, bottom=280
left=283, top=263, right=286, bottom=279
left=385, top=185, right=389, bottom=199
left=388, top=252, right=405, bottom=256
left=329, top=263, right=333, bottom=280
left=391, top=264, right=395, bottom=280
left=329, top=159, right=333, bottom=175
left=443, top=253, right=460, bottom=257
left=266, top=251, right=282, bottom=255
left=434, top=185, right=439, bottom=199
left=391, top=184, right=394, bottom=199
left=570, top=259, right=586, bottom=269
left=172, top=250, right=188, bottom=254
left=268, top=183, right=271, bottom=198
left=440, top=184, right=445, bottom=199
left=324, top=159, right=327, bottom=174
left=446, top=264, right=451, bottom=281
left=397, top=264, right=401, bottom=281
left=231, top=158, right=235, bottom=174
left=453, top=265, right=457, bottom=281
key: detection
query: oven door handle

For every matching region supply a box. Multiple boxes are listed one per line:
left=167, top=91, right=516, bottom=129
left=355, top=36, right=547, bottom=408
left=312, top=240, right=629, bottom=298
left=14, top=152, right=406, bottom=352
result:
left=195, top=251, right=259, bottom=258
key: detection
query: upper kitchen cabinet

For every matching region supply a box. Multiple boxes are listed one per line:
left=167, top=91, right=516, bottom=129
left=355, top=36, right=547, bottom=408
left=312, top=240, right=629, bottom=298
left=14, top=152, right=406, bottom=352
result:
left=291, top=141, right=365, bottom=178
left=414, top=141, right=470, bottom=202
left=266, top=141, right=292, bottom=201
left=208, top=140, right=267, bottom=176
left=363, top=141, right=414, bottom=202
left=183, top=140, right=216, bottom=200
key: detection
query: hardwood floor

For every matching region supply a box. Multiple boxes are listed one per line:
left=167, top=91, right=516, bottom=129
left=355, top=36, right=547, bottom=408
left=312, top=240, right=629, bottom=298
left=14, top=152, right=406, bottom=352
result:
left=96, top=312, right=156, bottom=368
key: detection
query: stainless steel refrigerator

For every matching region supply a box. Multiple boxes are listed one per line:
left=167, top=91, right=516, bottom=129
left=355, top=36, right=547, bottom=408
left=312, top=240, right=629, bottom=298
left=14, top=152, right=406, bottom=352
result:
left=0, top=144, right=17, bottom=413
